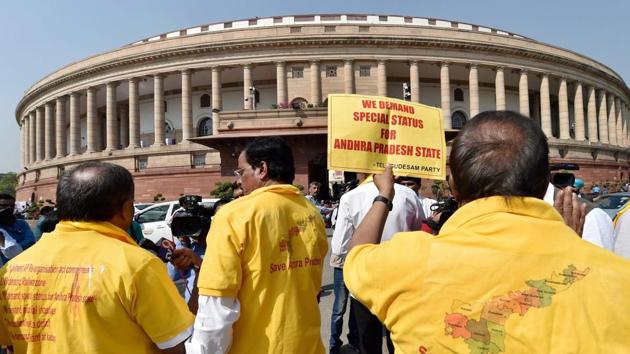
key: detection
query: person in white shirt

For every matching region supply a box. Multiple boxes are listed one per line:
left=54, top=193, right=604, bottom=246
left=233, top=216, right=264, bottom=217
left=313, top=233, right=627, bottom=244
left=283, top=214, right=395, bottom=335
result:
left=0, top=228, right=23, bottom=267
left=330, top=174, right=424, bottom=354
left=395, top=176, right=437, bottom=219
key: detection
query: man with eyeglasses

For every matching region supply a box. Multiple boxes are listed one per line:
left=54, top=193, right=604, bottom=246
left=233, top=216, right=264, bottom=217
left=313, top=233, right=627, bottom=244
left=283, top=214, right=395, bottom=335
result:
left=0, top=193, right=34, bottom=265
left=187, top=136, right=328, bottom=354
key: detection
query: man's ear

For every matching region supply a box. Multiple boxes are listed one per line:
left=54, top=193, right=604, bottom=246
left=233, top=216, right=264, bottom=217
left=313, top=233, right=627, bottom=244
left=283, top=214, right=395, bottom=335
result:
left=256, top=161, right=270, bottom=181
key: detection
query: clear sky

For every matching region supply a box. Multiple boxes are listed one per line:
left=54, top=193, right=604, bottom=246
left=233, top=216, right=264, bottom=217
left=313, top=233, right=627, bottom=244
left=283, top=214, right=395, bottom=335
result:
left=1, top=0, right=628, bottom=173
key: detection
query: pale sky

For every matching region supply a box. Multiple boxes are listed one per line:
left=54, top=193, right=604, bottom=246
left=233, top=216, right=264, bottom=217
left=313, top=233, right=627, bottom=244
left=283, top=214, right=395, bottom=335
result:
left=1, top=0, right=628, bottom=173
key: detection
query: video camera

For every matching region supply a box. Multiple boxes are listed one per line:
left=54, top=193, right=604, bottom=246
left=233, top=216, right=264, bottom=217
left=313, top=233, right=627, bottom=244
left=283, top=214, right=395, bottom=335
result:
left=426, top=197, right=458, bottom=232
left=170, top=195, right=212, bottom=239
left=550, top=163, right=579, bottom=189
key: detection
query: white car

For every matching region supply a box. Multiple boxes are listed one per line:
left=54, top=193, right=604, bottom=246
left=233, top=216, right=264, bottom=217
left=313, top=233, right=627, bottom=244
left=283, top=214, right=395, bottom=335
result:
left=134, top=198, right=219, bottom=243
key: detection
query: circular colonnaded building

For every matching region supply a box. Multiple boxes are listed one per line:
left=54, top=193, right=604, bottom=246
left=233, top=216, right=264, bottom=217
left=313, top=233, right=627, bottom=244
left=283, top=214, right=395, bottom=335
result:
left=15, top=14, right=630, bottom=202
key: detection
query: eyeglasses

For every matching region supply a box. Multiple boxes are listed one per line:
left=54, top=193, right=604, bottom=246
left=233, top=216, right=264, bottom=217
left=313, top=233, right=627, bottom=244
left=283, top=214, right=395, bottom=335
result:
left=233, top=166, right=252, bottom=178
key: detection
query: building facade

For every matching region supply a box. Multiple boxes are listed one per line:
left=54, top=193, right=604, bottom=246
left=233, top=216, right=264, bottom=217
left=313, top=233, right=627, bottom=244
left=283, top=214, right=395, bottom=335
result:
left=15, top=14, right=630, bottom=202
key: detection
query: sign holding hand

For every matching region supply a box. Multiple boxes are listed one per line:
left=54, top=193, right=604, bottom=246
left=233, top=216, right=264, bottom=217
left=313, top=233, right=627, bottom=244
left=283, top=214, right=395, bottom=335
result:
left=327, top=94, right=446, bottom=180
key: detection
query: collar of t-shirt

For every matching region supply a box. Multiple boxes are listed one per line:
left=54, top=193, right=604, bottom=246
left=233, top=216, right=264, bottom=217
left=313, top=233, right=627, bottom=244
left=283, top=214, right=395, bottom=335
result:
left=248, top=184, right=302, bottom=198
left=54, top=220, right=137, bottom=246
left=440, top=196, right=562, bottom=235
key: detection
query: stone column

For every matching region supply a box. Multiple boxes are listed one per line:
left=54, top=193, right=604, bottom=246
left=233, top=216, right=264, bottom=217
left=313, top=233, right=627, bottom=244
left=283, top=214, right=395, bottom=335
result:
left=495, top=67, right=505, bottom=110
left=615, top=97, right=625, bottom=147
left=410, top=61, right=420, bottom=103
left=44, top=102, right=55, bottom=160
left=598, top=90, right=609, bottom=143
left=343, top=60, right=355, bottom=94
left=212, top=67, right=223, bottom=135
left=128, top=78, right=140, bottom=148
left=69, top=92, right=81, bottom=155
left=181, top=69, right=193, bottom=143
left=106, top=82, right=119, bottom=150
left=55, top=97, right=67, bottom=158
left=440, top=62, right=451, bottom=129
left=23, top=116, right=30, bottom=165
left=587, top=86, right=597, bottom=142
left=573, top=82, right=585, bottom=141
left=277, top=61, right=288, bottom=104
left=153, top=74, right=165, bottom=146
left=20, top=119, right=25, bottom=167
left=310, top=60, right=321, bottom=105
left=29, top=111, right=36, bottom=163
left=624, top=102, right=629, bottom=147
left=558, top=78, right=570, bottom=139
left=119, top=105, right=129, bottom=148
left=540, top=74, right=552, bottom=137
left=377, top=60, right=387, bottom=97
left=519, top=70, right=529, bottom=116
left=36, top=107, right=45, bottom=161
left=86, top=87, right=98, bottom=152
left=243, top=64, right=252, bottom=110
left=608, top=95, right=617, bottom=146
left=469, top=64, right=479, bottom=117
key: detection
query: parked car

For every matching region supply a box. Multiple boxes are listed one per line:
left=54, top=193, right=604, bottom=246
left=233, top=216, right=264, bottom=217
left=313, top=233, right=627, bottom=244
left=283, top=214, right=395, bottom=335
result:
left=134, top=198, right=219, bottom=243
left=594, top=192, right=630, bottom=219
left=134, top=203, right=154, bottom=214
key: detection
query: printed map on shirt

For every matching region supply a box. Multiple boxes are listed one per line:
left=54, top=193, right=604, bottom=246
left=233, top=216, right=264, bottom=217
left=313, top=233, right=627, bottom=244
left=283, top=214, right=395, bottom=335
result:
left=444, top=264, right=589, bottom=354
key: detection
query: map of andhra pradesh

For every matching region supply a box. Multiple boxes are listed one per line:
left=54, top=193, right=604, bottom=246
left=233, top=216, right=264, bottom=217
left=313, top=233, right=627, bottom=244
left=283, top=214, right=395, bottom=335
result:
left=444, top=264, right=590, bottom=354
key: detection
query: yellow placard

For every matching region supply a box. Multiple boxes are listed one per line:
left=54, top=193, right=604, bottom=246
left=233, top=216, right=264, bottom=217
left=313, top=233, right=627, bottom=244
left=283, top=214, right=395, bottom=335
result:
left=327, top=94, right=446, bottom=180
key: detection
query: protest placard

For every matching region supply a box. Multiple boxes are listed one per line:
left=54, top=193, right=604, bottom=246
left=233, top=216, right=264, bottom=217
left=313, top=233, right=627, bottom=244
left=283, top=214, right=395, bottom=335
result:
left=327, top=94, right=446, bottom=180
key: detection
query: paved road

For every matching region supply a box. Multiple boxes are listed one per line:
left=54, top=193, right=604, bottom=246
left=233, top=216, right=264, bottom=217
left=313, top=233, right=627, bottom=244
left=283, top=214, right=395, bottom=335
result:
left=320, top=230, right=389, bottom=353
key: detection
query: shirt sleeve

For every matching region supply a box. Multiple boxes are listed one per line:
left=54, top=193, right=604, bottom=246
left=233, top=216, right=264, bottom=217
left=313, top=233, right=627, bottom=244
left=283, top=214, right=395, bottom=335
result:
left=15, top=220, right=35, bottom=250
left=197, top=212, right=243, bottom=297
left=614, top=211, right=630, bottom=259
left=185, top=295, right=241, bottom=354
left=130, top=257, right=195, bottom=345
left=343, top=232, right=429, bottom=322
left=331, top=197, right=354, bottom=257
left=582, top=209, right=614, bottom=250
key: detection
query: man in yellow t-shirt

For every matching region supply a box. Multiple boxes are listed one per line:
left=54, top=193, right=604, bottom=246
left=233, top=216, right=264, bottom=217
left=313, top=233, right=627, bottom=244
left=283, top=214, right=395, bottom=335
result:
left=0, top=162, right=194, bottom=354
left=344, top=111, right=630, bottom=353
left=186, top=137, right=328, bottom=354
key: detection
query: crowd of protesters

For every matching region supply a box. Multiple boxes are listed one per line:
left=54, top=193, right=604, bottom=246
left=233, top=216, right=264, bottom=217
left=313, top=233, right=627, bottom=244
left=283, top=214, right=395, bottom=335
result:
left=1, top=111, right=630, bottom=353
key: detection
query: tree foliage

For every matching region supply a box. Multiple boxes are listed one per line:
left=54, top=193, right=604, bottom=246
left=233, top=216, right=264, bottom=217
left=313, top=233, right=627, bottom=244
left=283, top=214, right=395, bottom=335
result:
left=210, top=181, right=233, bottom=199
left=0, top=173, right=17, bottom=196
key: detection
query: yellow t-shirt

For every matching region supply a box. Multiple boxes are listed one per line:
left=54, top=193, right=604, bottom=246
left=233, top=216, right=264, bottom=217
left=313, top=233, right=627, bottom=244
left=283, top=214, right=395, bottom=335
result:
left=345, top=196, right=630, bottom=354
left=198, top=184, right=328, bottom=354
left=0, top=221, right=194, bottom=354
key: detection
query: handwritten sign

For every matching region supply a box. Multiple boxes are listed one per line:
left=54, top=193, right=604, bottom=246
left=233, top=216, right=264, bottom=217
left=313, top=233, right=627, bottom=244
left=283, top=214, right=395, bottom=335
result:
left=327, top=94, right=446, bottom=179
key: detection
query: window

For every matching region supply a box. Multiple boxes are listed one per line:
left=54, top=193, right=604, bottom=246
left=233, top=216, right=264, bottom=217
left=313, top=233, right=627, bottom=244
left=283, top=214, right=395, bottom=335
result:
left=404, top=17, right=413, bottom=23
left=324, top=26, right=336, bottom=33
left=326, top=65, right=337, bottom=77
left=200, top=94, right=211, bottom=108
left=197, top=117, right=213, bottom=136
left=359, top=65, right=371, bottom=77
left=137, top=156, right=148, bottom=171
left=454, top=88, right=464, bottom=102
left=290, top=27, right=302, bottom=33
left=358, top=26, right=370, bottom=33
left=273, top=17, right=283, bottom=24
left=136, top=205, right=170, bottom=223
left=193, top=153, right=206, bottom=167
left=224, top=22, right=232, bottom=29
left=379, top=16, right=388, bottom=22
left=248, top=19, right=257, bottom=26
left=291, top=67, right=304, bottom=78
left=451, top=111, right=468, bottom=130
left=428, top=19, right=436, bottom=25
left=347, top=15, right=367, bottom=21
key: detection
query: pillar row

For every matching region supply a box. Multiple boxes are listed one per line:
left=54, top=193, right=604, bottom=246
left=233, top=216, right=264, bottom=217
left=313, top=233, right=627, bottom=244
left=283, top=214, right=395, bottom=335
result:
left=469, top=64, right=479, bottom=118
left=440, top=62, right=451, bottom=129
left=574, top=82, right=585, bottom=141
left=55, top=96, right=66, bottom=158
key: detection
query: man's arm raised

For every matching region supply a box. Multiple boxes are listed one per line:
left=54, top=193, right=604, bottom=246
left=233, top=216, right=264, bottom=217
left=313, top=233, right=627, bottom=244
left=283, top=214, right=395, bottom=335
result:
left=348, top=165, right=395, bottom=251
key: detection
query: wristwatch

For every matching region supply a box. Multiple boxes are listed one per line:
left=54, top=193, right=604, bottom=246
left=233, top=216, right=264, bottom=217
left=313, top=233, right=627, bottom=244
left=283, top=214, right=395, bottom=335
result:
left=373, top=195, right=393, bottom=211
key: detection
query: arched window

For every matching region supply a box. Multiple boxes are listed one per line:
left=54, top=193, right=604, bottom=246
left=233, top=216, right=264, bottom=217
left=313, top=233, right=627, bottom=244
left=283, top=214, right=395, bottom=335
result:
left=198, top=117, right=213, bottom=136
left=200, top=94, right=211, bottom=108
left=451, top=110, right=468, bottom=130
left=454, top=88, right=464, bottom=102
left=291, top=97, right=308, bottom=109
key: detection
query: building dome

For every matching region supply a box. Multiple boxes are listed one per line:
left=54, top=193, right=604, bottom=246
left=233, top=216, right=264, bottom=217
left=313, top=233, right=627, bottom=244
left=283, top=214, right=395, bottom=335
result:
left=15, top=14, right=630, bottom=202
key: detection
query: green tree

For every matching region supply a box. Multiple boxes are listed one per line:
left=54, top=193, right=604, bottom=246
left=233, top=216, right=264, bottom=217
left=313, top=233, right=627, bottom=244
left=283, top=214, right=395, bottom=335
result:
left=0, top=173, right=17, bottom=196
left=210, top=181, right=233, bottom=199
